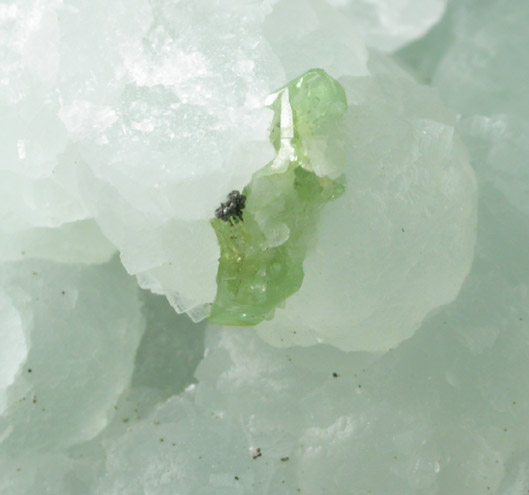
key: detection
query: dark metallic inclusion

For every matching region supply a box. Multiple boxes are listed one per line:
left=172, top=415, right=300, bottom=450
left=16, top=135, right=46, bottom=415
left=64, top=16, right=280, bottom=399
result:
left=215, top=190, right=246, bottom=223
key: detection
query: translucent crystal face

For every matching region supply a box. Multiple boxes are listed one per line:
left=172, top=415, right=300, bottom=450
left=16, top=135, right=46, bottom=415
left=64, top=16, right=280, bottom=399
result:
left=209, top=69, right=347, bottom=325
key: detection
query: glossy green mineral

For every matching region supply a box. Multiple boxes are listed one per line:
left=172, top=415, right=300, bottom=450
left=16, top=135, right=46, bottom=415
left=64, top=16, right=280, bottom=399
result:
left=209, top=69, right=347, bottom=325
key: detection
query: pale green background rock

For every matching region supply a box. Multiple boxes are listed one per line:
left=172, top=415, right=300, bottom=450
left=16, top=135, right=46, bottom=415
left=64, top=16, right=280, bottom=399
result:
left=327, top=0, right=448, bottom=52
left=432, top=0, right=529, bottom=220
left=0, top=220, right=116, bottom=265
left=0, top=257, right=144, bottom=458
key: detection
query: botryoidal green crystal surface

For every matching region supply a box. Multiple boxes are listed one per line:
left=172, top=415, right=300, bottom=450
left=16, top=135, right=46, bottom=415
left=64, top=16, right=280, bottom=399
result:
left=208, top=69, right=347, bottom=326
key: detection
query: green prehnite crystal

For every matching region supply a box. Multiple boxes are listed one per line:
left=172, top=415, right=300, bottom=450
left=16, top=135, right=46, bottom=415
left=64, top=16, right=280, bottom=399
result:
left=209, top=69, right=348, bottom=326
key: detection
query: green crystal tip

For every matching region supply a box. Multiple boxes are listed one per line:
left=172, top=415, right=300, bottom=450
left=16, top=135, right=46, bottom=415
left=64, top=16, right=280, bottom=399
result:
left=208, top=69, right=348, bottom=326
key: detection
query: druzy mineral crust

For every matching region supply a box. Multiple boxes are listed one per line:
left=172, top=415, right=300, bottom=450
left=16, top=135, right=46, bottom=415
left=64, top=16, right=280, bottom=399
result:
left=2, top=0, right=528, bottom=494
left=209, top=69, right=347, bottom=326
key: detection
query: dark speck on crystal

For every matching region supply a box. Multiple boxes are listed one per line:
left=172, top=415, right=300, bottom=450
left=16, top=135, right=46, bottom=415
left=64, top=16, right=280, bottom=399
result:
left=215, top=190, right=246, bottom=223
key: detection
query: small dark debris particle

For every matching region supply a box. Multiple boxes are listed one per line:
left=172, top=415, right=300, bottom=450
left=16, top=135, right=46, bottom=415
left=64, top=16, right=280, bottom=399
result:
left=358, top=384, right=362, bottom=388
left=215, top=190, right=246, bottom=223
left=17, top=468, right=21, bottom=472
left=234, top=476, right=239, bottom=481
left=504, top=428, right=508, bottom=432
left=32, top=396, right=37, bottom=404
left=172, top=443, right=176, bottom=447
left=61, top=291, right=65, bottom=295
left=332, top=372, right=339, bottom=378
left=27, top=369, right=32, bottom=373
left=159, top=438, right=164, bottom=443
left=253, top=448, right=262, bottom=460
left=401, top=228, right=405, bottom=232
left=122, top=418, right=129, bottom=423
left=281, top=457, right=290, bottom=462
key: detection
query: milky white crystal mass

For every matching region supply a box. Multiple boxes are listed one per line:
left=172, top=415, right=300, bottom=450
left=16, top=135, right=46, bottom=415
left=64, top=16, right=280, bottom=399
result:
left=74, top=0, right=283, bottom=319
left=0, top=0, right=139, bottom=264
left=0, top=0, right=472, bottom=350
left=0, top=0, right=453, bottom=319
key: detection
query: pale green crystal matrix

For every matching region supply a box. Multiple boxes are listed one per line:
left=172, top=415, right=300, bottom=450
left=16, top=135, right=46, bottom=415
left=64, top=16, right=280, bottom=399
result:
left=209, top=70, right=347, bottom=326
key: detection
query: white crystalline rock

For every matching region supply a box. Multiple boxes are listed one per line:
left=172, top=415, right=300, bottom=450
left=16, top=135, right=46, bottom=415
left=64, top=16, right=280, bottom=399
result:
left=0, top=0, right=134, bottom=263
left=0, top=0, right=468, bottom=334
left=72, top=0, right=370, bottom=319
left=0, top=0, right=92, bottom=232
left=325, top=0, right=448, bottom=52
left=0, top=257, right=144, bottom=456
left=256, top=55, right=477, bottom=352
left=74, top=1, right=284, bottom=318
left=76, top=22, right=475, bottom=346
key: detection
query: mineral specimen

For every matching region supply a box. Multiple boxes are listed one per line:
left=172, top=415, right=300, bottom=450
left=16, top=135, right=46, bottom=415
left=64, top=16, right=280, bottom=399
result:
left=1, top=0, right=528, bottom=494
left=209, top=69, right=347, bottom=326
